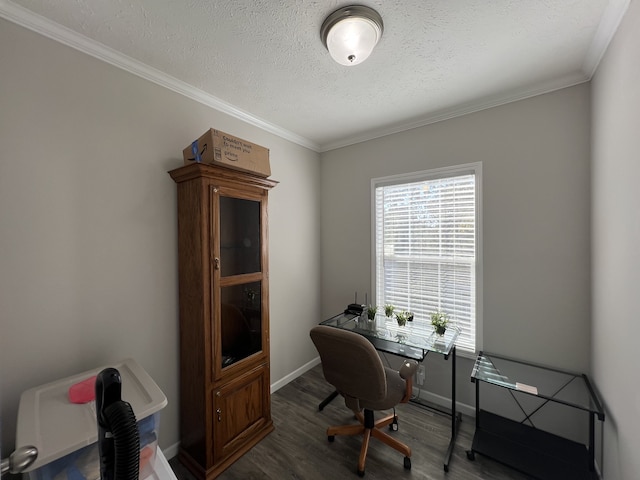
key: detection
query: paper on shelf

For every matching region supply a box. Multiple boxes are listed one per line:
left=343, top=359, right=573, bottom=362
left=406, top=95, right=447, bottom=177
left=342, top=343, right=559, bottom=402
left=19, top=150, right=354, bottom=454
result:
left=516, top=382, right=538, bottom=395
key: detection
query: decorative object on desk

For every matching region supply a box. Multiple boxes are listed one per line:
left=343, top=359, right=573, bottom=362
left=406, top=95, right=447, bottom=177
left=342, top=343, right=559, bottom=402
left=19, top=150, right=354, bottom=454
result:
left=384, top=304, right=395, bottom=318
left=346, top=292, right=365, bottom=315
left=346, top=303, right=364, bottom=315
left=395, top=310, right=409, bottom=327
left=407, top=311, right=414, bottom=322
left=431, top=311, right=450, bottom=336
left=359, top=311, right=375, bottom=332
left=366, top=305, right=378, bottom=321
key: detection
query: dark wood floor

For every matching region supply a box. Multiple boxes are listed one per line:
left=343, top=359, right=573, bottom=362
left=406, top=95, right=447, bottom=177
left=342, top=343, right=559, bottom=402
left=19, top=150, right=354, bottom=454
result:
left=169, top=365, right=531, bottom=479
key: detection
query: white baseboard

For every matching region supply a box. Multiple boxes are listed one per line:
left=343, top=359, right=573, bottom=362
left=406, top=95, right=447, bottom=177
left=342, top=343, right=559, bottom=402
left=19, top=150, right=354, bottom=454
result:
left=163, top=358, right=322, bottom=462
left=271, top=356, right=321, bottom=393
left=272, top=358, right=475, bottom=418
left=411, top=386, right=475, bottom=418
left=268, top=358, right=474, bottom=417
left=162, top=442, right=180, bottom=461
left=164, top=359, right=473, bottom=462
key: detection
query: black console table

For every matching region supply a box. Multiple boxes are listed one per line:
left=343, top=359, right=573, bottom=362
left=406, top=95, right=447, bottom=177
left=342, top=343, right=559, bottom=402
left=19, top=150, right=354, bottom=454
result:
left=467, top=352, right=604, bottom=480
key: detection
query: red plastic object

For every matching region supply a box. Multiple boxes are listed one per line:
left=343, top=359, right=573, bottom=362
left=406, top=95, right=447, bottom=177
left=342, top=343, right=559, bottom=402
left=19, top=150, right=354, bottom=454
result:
left=68, top=375, right=97, bottom=404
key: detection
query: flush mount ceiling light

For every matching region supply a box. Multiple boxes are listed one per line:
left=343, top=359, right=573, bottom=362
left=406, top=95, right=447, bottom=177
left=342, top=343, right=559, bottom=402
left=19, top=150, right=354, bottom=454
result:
left=320, top=5, right=384, bottom=66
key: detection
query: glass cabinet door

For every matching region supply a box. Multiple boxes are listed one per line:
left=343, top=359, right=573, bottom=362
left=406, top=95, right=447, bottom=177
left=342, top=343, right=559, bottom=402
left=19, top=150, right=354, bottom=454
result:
left=219, top=282, right=263, bottom=367
left=219, top=196, right=261, bottom=277
left=216, top=191, right=265, bottom=371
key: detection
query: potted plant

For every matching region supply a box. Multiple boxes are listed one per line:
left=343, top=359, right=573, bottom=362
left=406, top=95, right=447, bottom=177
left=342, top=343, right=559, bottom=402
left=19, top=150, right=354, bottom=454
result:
left=384, top=304, right=395, bottom=318
left=395, top=310, right=409, bottom=327
left=366, top=305, right=377, bottom=321
left=431, top=311, right=450, bottom=336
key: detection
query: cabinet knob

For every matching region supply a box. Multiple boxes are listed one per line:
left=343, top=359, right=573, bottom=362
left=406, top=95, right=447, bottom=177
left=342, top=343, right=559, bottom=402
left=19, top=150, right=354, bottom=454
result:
left=216, top=408, right=222, bottom=422
left=214, top=258, right=220, bottom=270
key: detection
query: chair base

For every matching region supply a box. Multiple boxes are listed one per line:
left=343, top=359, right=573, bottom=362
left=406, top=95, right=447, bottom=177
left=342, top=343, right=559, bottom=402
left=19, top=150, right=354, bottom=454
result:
left=327, top=409, right=411, bottom=475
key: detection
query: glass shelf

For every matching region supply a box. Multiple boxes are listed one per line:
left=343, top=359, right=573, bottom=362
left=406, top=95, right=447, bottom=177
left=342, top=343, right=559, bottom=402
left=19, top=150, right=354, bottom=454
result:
left=471, top=352, right=604, bottom=418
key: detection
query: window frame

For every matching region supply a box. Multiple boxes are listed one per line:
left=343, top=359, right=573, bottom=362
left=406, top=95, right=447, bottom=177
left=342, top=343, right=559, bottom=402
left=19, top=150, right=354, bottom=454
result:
left=370, top=162, right=483, bottom=357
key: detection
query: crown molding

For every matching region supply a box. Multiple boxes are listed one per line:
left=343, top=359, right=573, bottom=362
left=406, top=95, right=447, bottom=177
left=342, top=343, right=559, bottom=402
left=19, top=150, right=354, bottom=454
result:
left=0, top=0, right=321, bottom=153
left=1, top=0, right=627, bottom=155
left=320, top=71, right=590, bottom=152
left=582, top=0, right=631, bottom=78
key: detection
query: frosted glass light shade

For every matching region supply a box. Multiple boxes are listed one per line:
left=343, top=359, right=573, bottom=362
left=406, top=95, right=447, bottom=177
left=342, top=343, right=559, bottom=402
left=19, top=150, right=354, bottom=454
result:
left=321, top=6, right=383, bottom=66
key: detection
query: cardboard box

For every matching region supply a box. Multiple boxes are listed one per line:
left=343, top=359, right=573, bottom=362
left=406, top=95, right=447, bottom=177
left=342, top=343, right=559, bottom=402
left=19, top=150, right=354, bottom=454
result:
left=183, top=128, right=271, bottom=177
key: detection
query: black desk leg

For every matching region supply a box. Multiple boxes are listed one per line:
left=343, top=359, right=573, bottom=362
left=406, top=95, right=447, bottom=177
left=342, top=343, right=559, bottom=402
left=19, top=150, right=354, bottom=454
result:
left=444, top=346, right=461, bottom=472
left=319, top=390, right=339, bottom=411
left=589, top=413, right=595, bottom=471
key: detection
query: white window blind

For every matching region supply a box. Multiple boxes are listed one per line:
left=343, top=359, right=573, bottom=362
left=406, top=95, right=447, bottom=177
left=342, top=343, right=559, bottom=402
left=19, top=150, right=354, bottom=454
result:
left=374, top=166, right=480, bottom=354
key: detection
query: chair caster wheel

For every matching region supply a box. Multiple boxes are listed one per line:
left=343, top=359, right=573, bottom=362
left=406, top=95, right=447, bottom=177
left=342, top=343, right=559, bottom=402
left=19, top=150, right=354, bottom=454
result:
left=389, top=416, right=399, bottom=431
left=328, top=435, right=335, bottom=442
left=357, top=468, right=365, bottom=477
left=404, top=456, right=411, bottom=470
left=466, top=450, right=475, bottom=461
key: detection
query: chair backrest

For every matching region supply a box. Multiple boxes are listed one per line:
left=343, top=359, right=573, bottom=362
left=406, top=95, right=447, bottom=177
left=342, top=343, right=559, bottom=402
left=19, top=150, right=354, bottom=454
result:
left=310, top=325, right=387, bottom=406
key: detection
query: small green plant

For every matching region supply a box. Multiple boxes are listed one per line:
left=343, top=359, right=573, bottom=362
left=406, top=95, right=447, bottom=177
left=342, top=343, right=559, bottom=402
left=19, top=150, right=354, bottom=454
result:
left=395, top=310, right=409, bottom=327
left=431, top=311, right=450, bottom=335
left=384, top=304, right=395, bottom=318
left=366, top=305, right=377, bottom=320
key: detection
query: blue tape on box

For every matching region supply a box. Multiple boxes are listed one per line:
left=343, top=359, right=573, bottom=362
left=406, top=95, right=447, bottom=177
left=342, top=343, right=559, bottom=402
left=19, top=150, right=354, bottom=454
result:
left=191, top=141, right=201, bottom=163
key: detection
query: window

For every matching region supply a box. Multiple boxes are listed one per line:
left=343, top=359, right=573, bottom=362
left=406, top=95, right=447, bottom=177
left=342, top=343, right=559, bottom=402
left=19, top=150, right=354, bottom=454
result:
left=372, top=163, right=482, bottom=354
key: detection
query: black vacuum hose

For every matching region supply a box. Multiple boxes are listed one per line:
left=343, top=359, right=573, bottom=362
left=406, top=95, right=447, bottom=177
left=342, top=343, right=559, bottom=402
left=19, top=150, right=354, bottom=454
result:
left=103, top=400, right=140, bottom=480
left=96, top=367, right=140, bottom=480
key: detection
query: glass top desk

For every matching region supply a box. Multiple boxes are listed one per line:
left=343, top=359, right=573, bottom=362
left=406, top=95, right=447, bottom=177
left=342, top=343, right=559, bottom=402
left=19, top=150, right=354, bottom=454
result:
left=319, top=312, right=461, bottom=472
left=468, top=352, right=605, bottom=479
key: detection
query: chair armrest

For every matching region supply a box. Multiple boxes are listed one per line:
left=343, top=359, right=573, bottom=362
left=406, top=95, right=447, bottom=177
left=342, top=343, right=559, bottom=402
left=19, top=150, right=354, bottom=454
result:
left=399, top=360, right=418, bottom=380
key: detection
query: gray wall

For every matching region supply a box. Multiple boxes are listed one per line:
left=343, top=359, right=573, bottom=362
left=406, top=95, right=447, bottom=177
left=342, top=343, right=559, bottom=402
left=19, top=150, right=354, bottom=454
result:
left=4, top=5, right=639, bottom=477
left=0, top=19, right=322, bottom=455
left=320, top=84, right=592, bottom=414
left=591, top=1, right=640, bottom=478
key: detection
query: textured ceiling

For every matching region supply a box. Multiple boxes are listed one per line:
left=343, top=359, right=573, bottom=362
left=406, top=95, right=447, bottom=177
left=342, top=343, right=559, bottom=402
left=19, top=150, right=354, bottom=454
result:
left=0, top=0, right=628, bottom=151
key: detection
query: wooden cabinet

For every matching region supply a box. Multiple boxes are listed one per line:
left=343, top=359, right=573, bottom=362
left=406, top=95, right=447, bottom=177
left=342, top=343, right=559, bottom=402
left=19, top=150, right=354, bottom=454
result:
left=169, top=163, right=277, bottom=479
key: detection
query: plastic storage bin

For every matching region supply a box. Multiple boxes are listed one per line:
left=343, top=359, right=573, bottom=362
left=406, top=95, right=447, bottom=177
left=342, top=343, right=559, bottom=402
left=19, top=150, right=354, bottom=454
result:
left=16, top=358, right=168, bottom=480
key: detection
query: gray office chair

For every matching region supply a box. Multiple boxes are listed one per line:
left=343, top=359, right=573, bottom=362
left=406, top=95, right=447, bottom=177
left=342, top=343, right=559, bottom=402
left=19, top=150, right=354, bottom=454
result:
left=310, top=325, right=419, bottom=477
